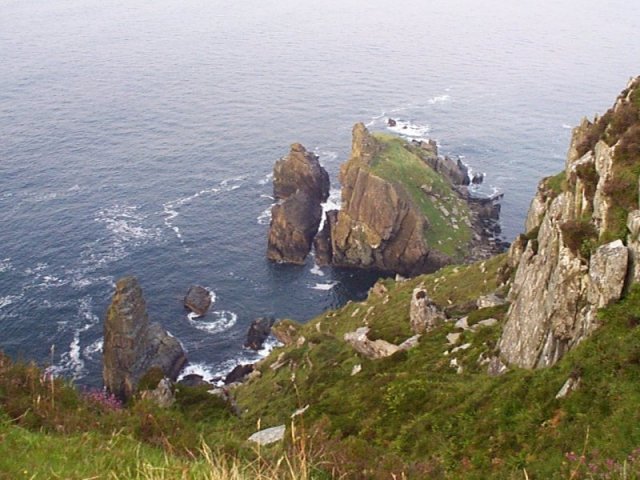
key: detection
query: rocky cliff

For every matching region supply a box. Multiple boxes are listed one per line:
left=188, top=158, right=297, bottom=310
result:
left=267, top=144, right=330, bottom=264
left=103, top=277, right=187, bottom=400
left=498, top=76, right=640, bottom=368
left=319, top=123, right=503, bottom=276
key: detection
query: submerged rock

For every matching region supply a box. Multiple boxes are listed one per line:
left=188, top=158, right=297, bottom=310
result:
left=103, top=277, right=187, bottom=401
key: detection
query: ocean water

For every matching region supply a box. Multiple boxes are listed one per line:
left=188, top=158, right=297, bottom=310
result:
left=1, top=0, right=638, bottom=385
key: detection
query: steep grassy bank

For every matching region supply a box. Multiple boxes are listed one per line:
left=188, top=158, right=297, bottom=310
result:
left=3, top=257, right=640, bottom=478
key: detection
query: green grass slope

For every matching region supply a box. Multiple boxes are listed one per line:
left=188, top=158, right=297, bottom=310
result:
left=3, top=254, right=640, bottom=478
left=369, top=133, right=473, bottom=259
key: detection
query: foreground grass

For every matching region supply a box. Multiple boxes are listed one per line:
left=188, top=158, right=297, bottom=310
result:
left=4, top=254, right=640, bottom=478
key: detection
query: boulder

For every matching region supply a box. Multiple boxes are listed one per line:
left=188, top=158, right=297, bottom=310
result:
left=103, top=277, right=187, bottom=401
left=273, top=143, right=329, bottom=203
left=139, top=378, right=175, bottom=408
left=476, top=294, right=506, bottom=309
left=267, top=190, right=322, bottom=264
left=184, top=285, right=212, bottom=316
left=248, top=425, right=286, bottom=446
left=245, top=317, right=276, bottom=351
left=343, top=327, right=399, bottom=359
left=409, top=287, right=444, bottom=334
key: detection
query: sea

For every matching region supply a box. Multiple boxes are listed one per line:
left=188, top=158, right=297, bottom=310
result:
left=1, top=0, right=638, bottom=386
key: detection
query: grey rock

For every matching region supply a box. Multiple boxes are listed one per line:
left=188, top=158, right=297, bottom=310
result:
left=446, top=332, right=461, bottom=345
left=555, top=376, right=581, bottom=399
left=476, top=294, right=506, bottom=309
left=140, top=378, right=175, bottom=408
left=248, top=425, right=286, bottom=446
left=409, top=287, right=445, bottom=334
left=473, top=318, right=498, bottom=329
left=344, top=327, right=399, bottom=359
left=398, top=334, right=421, bottom=351
left=454, top=316, right=470, bottom=331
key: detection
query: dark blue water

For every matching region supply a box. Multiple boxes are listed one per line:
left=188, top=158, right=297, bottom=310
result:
left=1, top=0, right=639, bottom=384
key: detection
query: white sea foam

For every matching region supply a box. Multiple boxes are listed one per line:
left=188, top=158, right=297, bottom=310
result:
left=365, top=111, right=386, bottom=127
left=178, top=363, right=221, bottom=383
left=311, top=281, right=338, bottom=291
left=162, top=177, right=246, bottom=243
left=0, top=294, right=23, bottom=309
left=257, top=205, right=273, bottom=225
left=310, top=264, right=325, bottom=277
left=314, top=149, right=338, bottom=163
left=188, top=310, right=237, bottom=334
left=258, top=172, right=273, bottom=186
left=83, top=339, right=103, bottom=359
left=428, top=94, right=451, bottom=104
left=318, top=188, right=341, bottom=230
left=386, top=119, right=431, bottom=139
left=0, top=258, right=13, bottom=273
left=562, top=124, right=573, bottom=129
left=52, top=297, right=100, bottom=380
left=81, top=204, right=163, bottom=270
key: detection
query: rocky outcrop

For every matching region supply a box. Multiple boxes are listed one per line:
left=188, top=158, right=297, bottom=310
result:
left=317, top=123, right=504, bottom=276
left=267, top=144, right=329, bottom=264
left=273, top=143, right=329, bottom=203
left=409, top=287, right=445, bottom=334
left=344, top=327, right=400, bottom=359
left=245, top=317, right=275, bottom=350
left=184, top=285, right=212, bottom=316
left=103, top=277, right=187, bottom=400
left=498, top=77, right=640, bottom=369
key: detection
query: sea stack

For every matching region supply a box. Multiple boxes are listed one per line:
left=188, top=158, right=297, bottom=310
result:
left=103, top=276, right=187, bottom=400
left=267, top=143, right=330, bottom=264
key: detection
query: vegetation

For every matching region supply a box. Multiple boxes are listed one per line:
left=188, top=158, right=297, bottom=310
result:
left=368, top=133, right=472, bottom=259
left=572, top=78, right=640, bottom=242
left=4, top=253, right=640, bottom=478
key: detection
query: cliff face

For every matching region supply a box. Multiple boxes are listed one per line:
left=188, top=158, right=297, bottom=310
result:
left=103, top=277, right=186, bottom=400
left=323, top=123, right=500, bottom=276
left=267, top=144, right=329, bottom=264
left=499, top=77, right=640, bottom=368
